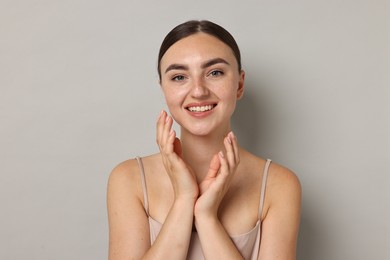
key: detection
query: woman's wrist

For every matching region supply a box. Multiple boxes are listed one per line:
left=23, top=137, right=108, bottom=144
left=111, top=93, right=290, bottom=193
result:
left=194, top=209, right=219, bottom=226
left=173, top=195, right=197, bottom=210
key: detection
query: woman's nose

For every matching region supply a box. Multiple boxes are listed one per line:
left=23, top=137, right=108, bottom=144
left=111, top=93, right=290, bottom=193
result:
left=190, top=78, right=209, bottom=98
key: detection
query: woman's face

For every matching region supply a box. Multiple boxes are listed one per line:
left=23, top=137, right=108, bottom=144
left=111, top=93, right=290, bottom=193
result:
left=159, top=32, right=245, bottom=136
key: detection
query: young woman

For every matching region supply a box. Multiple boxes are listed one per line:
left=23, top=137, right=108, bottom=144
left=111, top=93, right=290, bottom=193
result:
left=107, top=20, right=301, bottom=260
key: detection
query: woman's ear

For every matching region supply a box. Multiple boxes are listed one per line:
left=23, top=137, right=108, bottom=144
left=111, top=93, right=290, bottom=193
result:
left=237, top=70, right=245, bottom=100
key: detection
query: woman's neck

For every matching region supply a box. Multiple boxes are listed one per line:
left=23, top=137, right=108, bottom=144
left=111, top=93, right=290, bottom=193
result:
left=180, top=127, right=231, bottom=182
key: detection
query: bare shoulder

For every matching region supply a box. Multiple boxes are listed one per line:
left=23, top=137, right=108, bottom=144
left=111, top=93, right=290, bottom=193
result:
left=257, top=160, right=301, bottom=258
left=108, top=158, right=139, bottom=184
left=240, top=150, right=302, bottom=221
left=268, top=162, right=301, bottom=192
left=107, top=157, right=144, bottom=215
left=239, top=149, right=300, bottom=191
left=265, top=161, right=302, bottom=216
left=107, top=153, right=161, bottom=197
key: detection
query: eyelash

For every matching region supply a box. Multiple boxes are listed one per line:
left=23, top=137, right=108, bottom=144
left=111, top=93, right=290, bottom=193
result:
left=209, top=70, right=224, bottom=77
left=172, top=75, right=185, bottom=81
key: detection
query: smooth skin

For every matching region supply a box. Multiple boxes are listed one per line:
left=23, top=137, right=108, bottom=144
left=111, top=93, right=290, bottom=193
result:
left=107, top=33, right=301, bottom=259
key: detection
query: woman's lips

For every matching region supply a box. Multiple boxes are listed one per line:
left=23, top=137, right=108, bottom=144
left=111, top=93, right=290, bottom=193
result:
left=185, top=103, right=217, bottom=117
left=186, top=104, right=216, bottom=112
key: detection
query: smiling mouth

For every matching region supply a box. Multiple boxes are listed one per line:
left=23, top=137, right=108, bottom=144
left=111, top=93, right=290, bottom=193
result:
left=186, top=104, right=217, bottom=112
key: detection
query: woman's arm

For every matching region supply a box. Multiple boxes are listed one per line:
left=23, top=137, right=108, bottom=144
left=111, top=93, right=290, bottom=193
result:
left=258, top=165, right=302, bottom=260
left=107, top=160, right=150, bottom=259
left=108, top=111, right=199, bottom=259
left=107, top=160, right=196, bottom=260
left=194, top=132, right=244, bottom=259
left=195, top=214, right=244, bottom=259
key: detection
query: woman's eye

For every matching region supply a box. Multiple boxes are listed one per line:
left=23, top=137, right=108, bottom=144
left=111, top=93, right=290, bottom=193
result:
left=172, top=75, right=185, bottom=81
left=209, top=70, right=224, bottom=77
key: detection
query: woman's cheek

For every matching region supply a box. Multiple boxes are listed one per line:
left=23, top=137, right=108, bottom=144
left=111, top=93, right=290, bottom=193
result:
left=163, top=91, right=184, bottom=116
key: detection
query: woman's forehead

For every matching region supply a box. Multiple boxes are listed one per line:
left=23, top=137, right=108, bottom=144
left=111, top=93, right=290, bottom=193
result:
left=160, top=33, right=238, bottom=69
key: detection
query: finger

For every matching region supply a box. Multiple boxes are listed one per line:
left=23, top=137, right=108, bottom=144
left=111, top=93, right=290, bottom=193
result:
left=218, top=151, right=229, bottom=179
left=161, top=114, right=174, bottom=152
left=166, top=128, right=176, bottom=154
left=229, top=131, right=240, bottom=165
left=173, top=137, right=183, bottom=158
left=224, top=133, right=236, bottom=170
left=162, top=130, right=178, bottom=170
left=205, top=154, right=220, bottom=180
left=156, top=110, right=166, bottom=148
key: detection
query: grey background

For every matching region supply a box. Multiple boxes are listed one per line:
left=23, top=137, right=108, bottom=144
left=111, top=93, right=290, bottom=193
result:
left=1, top=0, right=389, bottom=259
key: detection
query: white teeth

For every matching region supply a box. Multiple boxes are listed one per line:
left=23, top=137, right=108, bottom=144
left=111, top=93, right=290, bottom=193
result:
left=188, top=105, right=214, bottom=112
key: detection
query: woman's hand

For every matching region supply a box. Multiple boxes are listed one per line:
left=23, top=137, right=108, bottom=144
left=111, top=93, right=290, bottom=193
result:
left=194, top=132, right=240, bottom=219
left=156, top=110, right=199, bottom=201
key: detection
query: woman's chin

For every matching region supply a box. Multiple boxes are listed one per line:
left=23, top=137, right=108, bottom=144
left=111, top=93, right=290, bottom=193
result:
left=181, top=126, right=214, bottom=137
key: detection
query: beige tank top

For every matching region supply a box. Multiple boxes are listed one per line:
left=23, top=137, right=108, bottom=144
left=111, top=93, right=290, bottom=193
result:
left=136, top=157, right=272, bottom=260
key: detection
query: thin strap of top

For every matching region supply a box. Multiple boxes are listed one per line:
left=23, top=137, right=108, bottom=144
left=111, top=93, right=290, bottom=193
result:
left=136, top=156, right=149, bottom=214
left=259, top=159, right=272, bottom=218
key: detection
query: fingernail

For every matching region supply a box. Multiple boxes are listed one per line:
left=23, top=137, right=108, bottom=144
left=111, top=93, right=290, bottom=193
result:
left=165, top=115, right=170, bottom=123
left=219, top=151, right=224, bottom=158
left=230, top=131, right=235, bottom=139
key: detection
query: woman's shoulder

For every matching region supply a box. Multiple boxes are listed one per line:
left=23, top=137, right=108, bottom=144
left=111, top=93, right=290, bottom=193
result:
left=267, top=160, right=301, bottom=194
left=241, top=151, right=301, bottom=221
left=108, top=153, right=161, bottom=189
left=263, top=159, right=301, bottom=219
left=243, top=150, right=299, bottom=185
left=240, top=149, right=301, bottom=199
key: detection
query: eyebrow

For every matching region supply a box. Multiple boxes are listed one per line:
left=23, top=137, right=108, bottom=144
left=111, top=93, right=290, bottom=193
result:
left=201, top=58, right=230, bottom=69
left=165, top=64, right=189, bottom=74
left=164, top=57, right=230, bottom=74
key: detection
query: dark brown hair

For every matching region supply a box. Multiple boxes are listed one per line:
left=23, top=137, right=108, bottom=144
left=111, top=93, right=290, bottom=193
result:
left=157, top=20, right=242, bottom=80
